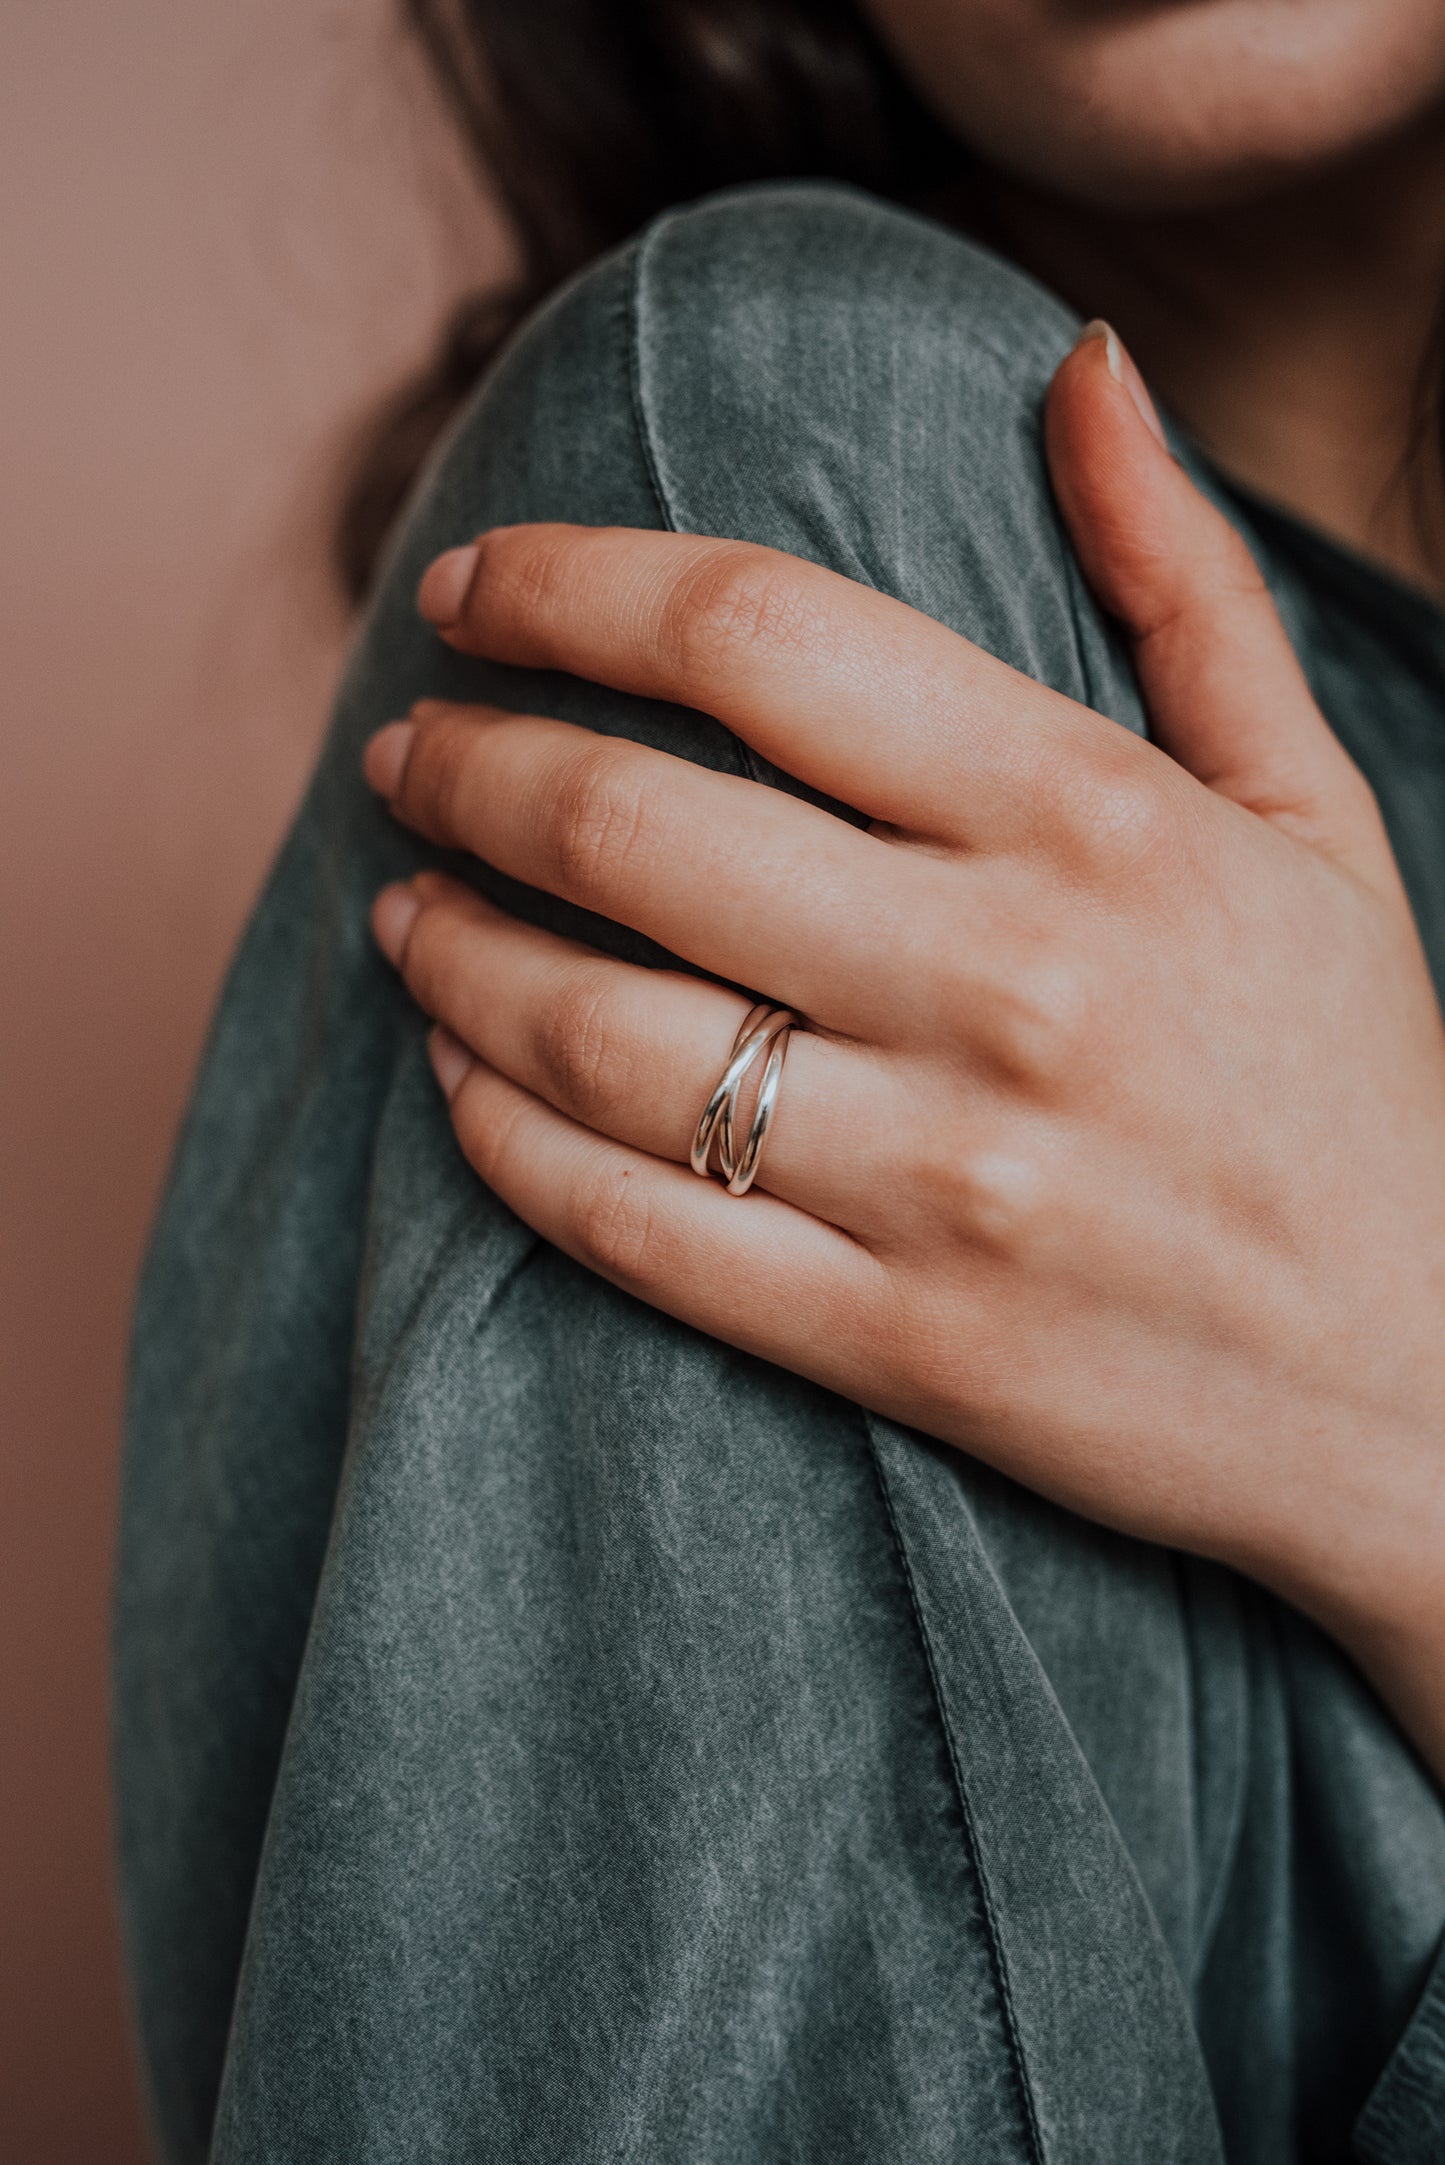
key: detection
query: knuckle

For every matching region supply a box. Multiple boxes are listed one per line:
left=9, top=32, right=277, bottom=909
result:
left=665, top=547, right=824, bottom=676
left=547, top=746, right=652, bottom=899
left=1133, top=520, right=1268, bottom=646
left=1070, top=752, right=1179, bottom=879
left=928, top=1132, right=1051, bottom=1262
left=532, top=971, right=624, bottom=1124
left=1207, top=519, right=1271, bottom=602
left=398, top=895, right=458, bottom=1012
left=449, top=1071, right=513, bottom=1185
left=479, top=526, right=569, bottom=625
left=404, top=709, right=475, bottom=838
left=569, top=1161, right=663, bottom=1287
left=983, top=950, right=1095, bottom=1091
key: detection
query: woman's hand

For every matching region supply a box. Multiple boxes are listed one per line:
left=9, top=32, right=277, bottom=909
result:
left=363, top=326, right=1445, bottom=1772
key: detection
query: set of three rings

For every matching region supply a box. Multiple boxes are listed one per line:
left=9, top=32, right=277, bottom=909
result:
left=689, top=1003, right=797, bottom=1197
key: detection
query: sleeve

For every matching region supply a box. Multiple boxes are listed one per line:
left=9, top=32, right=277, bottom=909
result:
left=118, top=184, right=1237, bottom=2165
left=114, top=233, right=715, bottom=2164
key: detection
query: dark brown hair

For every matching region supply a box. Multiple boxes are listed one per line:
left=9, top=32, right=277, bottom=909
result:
left=335, top=0, right=962, bottom=603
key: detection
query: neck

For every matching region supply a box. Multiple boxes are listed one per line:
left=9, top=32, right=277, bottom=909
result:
left=980, top=121, right=1445, bottom=599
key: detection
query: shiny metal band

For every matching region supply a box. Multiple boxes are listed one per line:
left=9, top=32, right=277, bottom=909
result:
left=689, top=1002, right=797, bottom=1197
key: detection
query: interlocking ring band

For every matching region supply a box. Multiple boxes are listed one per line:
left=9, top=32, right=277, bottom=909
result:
left=689, top=1003, right=798, bottom=1197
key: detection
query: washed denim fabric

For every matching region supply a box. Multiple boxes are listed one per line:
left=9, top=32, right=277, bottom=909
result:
left=116, top=183, right=1445, bottom=2164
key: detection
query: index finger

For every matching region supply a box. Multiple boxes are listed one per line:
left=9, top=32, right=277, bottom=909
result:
left=416, top=525, right=1111, bottom=848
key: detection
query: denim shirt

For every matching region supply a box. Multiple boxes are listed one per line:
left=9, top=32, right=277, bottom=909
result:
left=116, top=183, right=1445, bottom=2165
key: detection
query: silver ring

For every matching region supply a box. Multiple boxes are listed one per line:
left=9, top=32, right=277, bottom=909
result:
left=690, top=1003, right=797, bottom=1196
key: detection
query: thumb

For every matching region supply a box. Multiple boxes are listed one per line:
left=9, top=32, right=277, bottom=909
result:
left=1045, top=321, right=1386, bottom=873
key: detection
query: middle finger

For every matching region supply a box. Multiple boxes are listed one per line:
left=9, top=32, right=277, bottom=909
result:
left=365, top=704, right=946, bottom=1037
left=414, top=524, right=1101, bottom=851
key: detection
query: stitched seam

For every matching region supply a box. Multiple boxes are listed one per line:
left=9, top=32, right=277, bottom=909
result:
left=625, top=232, right=677, bottom=542
left=864, top=1414, right=1048, bottom=2165
left=626, top=217, right=777, bottom=794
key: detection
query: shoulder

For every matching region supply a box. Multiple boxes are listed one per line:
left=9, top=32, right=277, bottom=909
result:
left=437, top=179, right=1079, bottom=553
left=398, top=180, right=1138, bottom=721
left=628, top=183, right=1128, bottom=714
left=634, top=179, right=1079, bottom=414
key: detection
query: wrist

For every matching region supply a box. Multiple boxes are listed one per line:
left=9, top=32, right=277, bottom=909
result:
left=1257, top=1410, right=1445, bottom=1781
left=1335, top=1596, right=1445, bottom=1789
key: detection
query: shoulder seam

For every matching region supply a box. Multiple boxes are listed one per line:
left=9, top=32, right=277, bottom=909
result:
left=626, top=233, right=676, bottom=541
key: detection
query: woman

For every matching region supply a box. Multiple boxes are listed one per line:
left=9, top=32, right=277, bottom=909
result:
left=118, top=3, right=1445, bottom=2161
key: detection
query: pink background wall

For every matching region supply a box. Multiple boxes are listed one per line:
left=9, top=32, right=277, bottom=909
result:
left=1, top=5, right=507, bottom=2153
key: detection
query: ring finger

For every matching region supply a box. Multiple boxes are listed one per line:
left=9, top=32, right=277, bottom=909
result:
left=373, top=872, right=897, bottom=1234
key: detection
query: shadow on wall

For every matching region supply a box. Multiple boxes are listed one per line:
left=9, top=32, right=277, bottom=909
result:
left=0, top=1, right=509, bottom=2153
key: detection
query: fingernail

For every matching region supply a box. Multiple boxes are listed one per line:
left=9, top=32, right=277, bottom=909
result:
left=1077, top=319, right=1168, bottom=451
left=418, top=544, right=479, bottom=628
left=371, top=883, right=421, bottom=967
left=428, top=1025, right=473, bottom=1100
left=363, top=719, right=415, bottom=796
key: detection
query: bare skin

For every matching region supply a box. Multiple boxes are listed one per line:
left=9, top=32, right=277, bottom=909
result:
left=360, top=2, right=1445, bottom=1781
left=361, top=333, right=1445, bottom=1782
left=868, top=0, right=1445, bottom=591
left=978, top=124, right=1445, bottom=595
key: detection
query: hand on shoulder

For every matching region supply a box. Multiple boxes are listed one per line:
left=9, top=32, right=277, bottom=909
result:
left=364, top=322, right=1445, bottom=1779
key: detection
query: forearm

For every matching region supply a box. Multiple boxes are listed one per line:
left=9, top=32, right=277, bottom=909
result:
left=1269, top=1413, right=1445, bottom=1788
left=1332, top=1515, right=1445, bottom=1789
left=1361, top=1631, right=1445, bottom=1788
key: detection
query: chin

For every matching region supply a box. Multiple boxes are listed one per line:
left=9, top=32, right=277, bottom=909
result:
left=981, top=91, right=1435, bottom=217
left=873, top=0, right=1445, bottom=213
